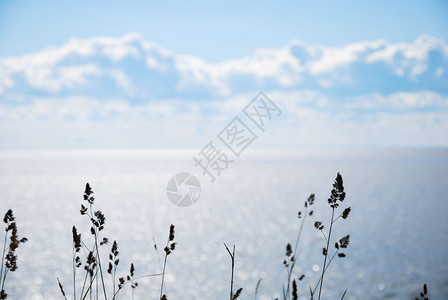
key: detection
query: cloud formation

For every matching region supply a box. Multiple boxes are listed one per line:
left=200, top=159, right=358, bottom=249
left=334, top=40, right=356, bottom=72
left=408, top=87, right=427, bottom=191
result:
left=0, top=33, right=447, bottom=148
left=1, top=33, right=447, bottom=97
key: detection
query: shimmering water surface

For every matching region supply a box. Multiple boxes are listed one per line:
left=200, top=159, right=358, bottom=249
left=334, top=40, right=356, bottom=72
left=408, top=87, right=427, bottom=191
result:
left=0, top=149, right=447, bottom=299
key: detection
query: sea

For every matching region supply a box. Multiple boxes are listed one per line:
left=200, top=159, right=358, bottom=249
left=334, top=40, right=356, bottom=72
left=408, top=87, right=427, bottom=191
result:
left=0, top=148, right=447, bottom=300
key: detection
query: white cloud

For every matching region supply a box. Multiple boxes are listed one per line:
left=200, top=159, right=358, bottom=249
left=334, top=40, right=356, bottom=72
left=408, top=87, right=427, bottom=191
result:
left=366, top=35, right=448, bottom=78
left=28, top=64, right=102, bottom=92
left=218, top=46, right=304, bottom=85
left=0, top=34, right=447, bottom=148
left=0, top=68, right=13, bottom=94
left=2, top=89, right=446, bottom=149
left=0, top=33, right=154, bottom=94
left=306, top=40, right=385, bottom=75
left=367, top=35, right=448, bottom=63
left=0, top=34, right=446, bottom=97
left=348, top=91, right=448, bottom=110
left=107, top=70, right=135, bottom=96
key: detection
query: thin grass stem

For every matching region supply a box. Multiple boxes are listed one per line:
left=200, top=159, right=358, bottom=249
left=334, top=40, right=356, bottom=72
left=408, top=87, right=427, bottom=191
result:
left=0, top=231, right=7, bottom=289
left=317, top=207, right=335, bottom=300
left=224, top=243, right=235, bottom=300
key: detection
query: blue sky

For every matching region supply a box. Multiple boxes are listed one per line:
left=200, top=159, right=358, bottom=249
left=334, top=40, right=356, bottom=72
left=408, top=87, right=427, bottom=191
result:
left=0, top=1, right=447, bottom=149
left=1, top=1, right=447, bottom=61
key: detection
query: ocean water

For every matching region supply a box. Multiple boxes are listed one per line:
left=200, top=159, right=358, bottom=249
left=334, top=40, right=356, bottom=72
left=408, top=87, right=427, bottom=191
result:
left=0, top=149, right=447, bottom=299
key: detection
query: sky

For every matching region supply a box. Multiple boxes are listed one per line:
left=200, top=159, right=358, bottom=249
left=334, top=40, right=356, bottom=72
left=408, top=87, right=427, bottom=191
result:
left=0, top=0, right=447, bottom=149
left=1, top=1, right=448, bottom=61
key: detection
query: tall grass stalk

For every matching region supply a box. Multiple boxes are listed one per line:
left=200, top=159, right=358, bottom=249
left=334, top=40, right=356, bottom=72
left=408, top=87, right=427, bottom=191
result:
left=159, top=224, right=176, bottom=300
left=0, top=209, right=27, bottom=300
left=59, top=183, right=152, bottom=300
left=317, top=205, right=335, bottom=300
left=224, top=243, right=243, bottom=300
left=282, top=194, right=314, bottom=300
left=313, top=173, right=351, bottom=300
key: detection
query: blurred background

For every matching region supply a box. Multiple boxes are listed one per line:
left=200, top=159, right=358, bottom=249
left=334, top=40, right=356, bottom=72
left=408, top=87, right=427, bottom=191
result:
left=0, top=1, right=447, bottom=299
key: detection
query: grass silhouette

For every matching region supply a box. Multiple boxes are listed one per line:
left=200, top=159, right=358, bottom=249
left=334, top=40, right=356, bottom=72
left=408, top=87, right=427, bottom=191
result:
left=0, top=210, right=27, bottom=299
left=274, top=172, right=351, bottom=300
left=1, top=173, right=431, bottom=299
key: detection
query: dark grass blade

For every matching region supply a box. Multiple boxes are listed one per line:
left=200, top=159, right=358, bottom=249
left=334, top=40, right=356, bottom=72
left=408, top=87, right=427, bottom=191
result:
left=254, top=278, right=262, bottom=300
